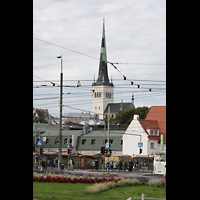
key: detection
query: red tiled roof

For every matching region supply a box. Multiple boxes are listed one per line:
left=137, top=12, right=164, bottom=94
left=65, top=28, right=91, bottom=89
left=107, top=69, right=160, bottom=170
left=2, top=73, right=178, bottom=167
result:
left=145, top=106, right=166, bottom=143
left=138, top=119, right=159, bottom=131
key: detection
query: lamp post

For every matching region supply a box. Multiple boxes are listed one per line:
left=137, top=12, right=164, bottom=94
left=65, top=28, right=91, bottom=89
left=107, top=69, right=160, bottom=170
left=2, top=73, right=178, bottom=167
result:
left=57, top=55, right=63, bottom=172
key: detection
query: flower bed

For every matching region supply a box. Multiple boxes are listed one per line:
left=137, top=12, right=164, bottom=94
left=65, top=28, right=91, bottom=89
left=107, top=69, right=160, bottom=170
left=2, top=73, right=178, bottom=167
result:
left=33, top=175, right=121, bottom=184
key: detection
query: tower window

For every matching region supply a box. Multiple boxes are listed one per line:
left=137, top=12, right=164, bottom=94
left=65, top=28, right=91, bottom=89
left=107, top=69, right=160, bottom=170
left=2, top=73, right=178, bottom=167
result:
left=94, top=92, right=101, bottom=98
left=106, top=92, right=111, bottom=98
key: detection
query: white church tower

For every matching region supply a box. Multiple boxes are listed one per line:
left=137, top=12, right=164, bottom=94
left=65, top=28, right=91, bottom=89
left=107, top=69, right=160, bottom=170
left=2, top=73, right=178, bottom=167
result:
left=92, top=19, right=114, bottom=120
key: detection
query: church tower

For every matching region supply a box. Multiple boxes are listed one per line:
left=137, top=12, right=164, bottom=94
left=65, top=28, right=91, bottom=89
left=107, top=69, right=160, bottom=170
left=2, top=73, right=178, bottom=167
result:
left=92, top=19, right=114, bottom=120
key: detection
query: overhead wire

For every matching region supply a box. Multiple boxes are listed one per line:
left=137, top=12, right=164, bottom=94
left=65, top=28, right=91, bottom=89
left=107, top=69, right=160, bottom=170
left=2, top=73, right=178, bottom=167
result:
left=33, top=37, right=165, bottom=116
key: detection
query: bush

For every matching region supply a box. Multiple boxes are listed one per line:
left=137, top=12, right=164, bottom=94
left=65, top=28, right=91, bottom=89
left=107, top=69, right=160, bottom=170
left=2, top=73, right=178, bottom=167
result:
left=85, top=182, right=116, bottom=194
left=85, top=178, right=145, bottom=194
left=147, top=179, right=165, bottom=187
left=84, top=178, right=166, bottom=194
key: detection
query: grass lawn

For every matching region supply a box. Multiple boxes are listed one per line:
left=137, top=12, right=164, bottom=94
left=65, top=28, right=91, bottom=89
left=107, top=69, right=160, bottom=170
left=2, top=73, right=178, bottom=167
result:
left=33, top=182, right=166, bottom=200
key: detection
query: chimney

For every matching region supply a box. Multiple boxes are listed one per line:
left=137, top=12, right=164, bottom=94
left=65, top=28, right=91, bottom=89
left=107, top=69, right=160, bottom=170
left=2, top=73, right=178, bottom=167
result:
left=133, top=114, right=139, bottom=120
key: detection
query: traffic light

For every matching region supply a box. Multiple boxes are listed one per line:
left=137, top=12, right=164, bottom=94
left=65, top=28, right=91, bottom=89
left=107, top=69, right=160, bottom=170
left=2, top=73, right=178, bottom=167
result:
left=105, top=149, right=108, bottom=154
left=139, top=148, right=142, bottom=154
left=40, top=148, right=43, bottom=155
left=68, top=149, right=70, bottom=154
left=101, top=146, right=105, bottom=154
left=109, top=149, right=112, bottom=155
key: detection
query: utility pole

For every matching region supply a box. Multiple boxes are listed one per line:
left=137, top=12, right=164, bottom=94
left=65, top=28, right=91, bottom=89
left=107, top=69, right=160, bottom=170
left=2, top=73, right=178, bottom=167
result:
left=107, top=105, right=110, bottom=174
left=57, top=55, right=63, bottom=173
left=102, top=121, right=106, bottom=173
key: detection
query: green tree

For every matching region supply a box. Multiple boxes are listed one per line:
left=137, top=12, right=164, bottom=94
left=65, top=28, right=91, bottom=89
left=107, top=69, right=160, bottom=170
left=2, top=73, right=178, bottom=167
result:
left=104, top=106, right=150, bottom=124
left=33, top=109, right=48, bottom=123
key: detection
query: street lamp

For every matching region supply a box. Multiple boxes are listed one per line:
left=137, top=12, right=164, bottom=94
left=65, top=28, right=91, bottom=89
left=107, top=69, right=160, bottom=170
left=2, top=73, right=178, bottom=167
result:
left=57, top=55, right=63, bottom=172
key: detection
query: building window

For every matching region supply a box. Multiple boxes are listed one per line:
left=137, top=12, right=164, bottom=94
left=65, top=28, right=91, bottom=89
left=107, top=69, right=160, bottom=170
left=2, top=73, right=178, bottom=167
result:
left=106, top=92, right=111, bottom=98
left=150, top=143, right=154, bottom=149
left=109, top=139, right=113, bottom=144
left=95, top=92, right=101, bottom=98
left=121, top=139, right=123, bottom=145
left=82, top=139, right=86, bottom=145
left=46, top=138, right=49, bottom=144
left=99, top=106, right=100, bottom=109
left=150, top=130, right=153, bottom=135
left=154, top=130, right=159, bottom=136
left=91, top=139, right=96, bottom=145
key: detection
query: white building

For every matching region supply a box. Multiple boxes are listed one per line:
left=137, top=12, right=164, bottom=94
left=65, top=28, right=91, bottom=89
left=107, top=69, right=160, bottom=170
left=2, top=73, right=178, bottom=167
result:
left=122, top=106, right=166, bottom=156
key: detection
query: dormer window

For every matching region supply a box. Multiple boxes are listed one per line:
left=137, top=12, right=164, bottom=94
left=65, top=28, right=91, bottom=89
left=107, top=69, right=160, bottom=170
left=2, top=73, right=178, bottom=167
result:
left=149, top=129, right=159, bottom=136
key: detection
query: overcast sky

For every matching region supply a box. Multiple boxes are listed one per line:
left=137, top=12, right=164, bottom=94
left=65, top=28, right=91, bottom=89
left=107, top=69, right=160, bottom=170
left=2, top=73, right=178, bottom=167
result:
left=33, top=0, right=166, bottom=118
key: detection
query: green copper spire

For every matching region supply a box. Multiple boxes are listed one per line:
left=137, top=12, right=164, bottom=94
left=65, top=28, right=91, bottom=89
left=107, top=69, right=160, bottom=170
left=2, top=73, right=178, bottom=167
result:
left=93, top=75, right=95, bottom=84
left=92, top=19, right=113, bottom=87
left=119, top=99, right=123, bottom=112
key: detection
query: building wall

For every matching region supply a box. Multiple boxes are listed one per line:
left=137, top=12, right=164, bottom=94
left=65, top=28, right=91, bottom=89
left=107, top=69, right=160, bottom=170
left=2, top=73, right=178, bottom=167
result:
left=122, top=115, right=148, bottom=156
left=92, top=85, right=114, bottom=119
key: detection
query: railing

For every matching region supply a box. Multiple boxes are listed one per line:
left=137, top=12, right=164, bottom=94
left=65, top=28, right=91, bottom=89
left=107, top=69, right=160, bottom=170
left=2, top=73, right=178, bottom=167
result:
left=127, top=194, right=165, bottom=200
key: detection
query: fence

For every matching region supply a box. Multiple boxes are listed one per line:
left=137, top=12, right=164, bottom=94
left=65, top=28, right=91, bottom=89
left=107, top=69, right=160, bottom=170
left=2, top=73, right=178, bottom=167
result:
left=132, top=198, right=165, bottom=200
left=128, top=194, right=165, bottom=200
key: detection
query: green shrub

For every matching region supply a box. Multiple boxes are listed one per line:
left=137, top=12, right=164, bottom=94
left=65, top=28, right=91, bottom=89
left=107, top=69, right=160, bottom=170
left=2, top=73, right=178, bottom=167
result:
left=147, top=179, right=165, bottom=187
left=85, top=182, right=116, bottom=194
left=85, top=178, right=166, bottom=194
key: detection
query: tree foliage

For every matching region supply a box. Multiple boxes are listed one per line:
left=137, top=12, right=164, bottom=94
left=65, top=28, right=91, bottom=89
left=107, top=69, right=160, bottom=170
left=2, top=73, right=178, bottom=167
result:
left=104, top=106, right=150, bottom=124
left=33, top=109, right=48, bottom=123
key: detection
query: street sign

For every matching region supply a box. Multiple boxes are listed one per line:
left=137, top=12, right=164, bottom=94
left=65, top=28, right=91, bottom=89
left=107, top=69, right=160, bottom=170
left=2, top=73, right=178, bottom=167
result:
left=105, top=149, right=111, bottom=157
left=138, top=142, right=143, bottom=147
left=37, top=141, right=42, bottom=146
left=106, top=142, right=109, bottom=148
left=106, top=162, right=110, bottom=168
left=67, top=143, right=70, bottom=149
left=160, top=135, right=163, bottom=151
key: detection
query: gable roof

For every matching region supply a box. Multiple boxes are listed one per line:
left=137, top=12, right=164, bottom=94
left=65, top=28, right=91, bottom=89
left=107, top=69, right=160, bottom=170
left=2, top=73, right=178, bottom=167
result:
left=138, top=119, right=159, bottom=130
left=104, top=103, right=133, bottom=114
left=145, top=106, right=166, bottom=143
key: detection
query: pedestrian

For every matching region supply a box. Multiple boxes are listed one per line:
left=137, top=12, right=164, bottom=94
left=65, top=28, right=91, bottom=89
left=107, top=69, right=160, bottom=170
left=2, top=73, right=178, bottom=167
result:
left=95, top=159, right=99, bottom=170
left=53, top=159, right=56, bottom=169
left=44, top=160, right=47, bottom=169
left=113, top=161, right=117, bottom=171
left=70, top=159, right=74, bottom=171
left=124, top=160, right=127, bottom=172
left=128, top=159, right=133, bottom=171
left=92, top=160, right=95, bottom=170
left=110, top=161, right=113, bottom=171
left=134, top=160, right=139, bottom=171
left=118, top=160, right=122, bottom=171
left=47, top=159, right=50, bottom=167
